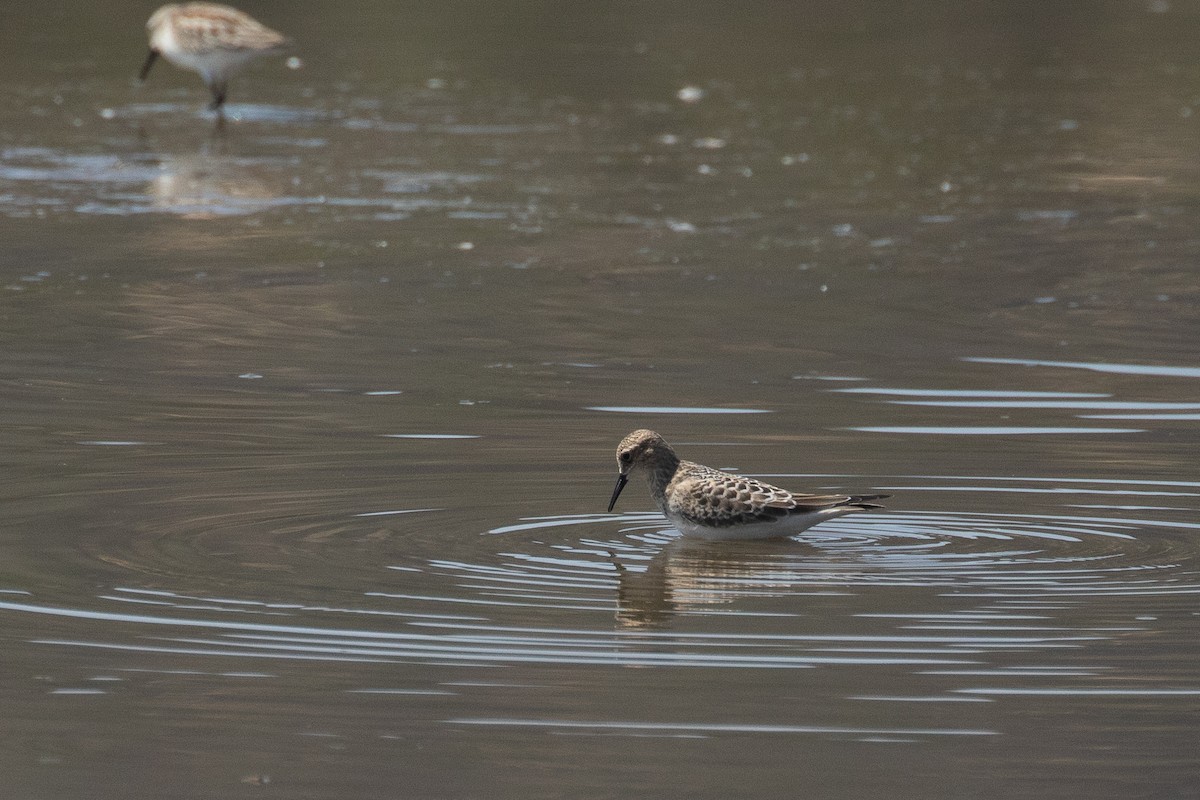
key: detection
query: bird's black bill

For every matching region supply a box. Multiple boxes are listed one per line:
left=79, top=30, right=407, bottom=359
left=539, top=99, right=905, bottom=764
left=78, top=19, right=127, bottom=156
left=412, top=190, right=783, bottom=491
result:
left=607, top=473, right=629, bottom=513
left=138, top=49, right=160, bottom=82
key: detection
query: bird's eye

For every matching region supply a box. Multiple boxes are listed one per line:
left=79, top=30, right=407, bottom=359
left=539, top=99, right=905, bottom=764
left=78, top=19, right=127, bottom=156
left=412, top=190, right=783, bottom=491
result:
left=619, top=452, right=632, bottom=464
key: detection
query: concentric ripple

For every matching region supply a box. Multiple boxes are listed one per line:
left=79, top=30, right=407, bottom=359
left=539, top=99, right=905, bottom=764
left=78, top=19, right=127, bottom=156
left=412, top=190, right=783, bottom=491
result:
left=451, top=501, right=1200, bottom=627
left=3, top=475, right=1195, bottom=681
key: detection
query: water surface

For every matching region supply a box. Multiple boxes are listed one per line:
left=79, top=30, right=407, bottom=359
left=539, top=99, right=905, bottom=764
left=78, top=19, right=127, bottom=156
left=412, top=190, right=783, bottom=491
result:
left=2, top=1, right=1199, bottom=798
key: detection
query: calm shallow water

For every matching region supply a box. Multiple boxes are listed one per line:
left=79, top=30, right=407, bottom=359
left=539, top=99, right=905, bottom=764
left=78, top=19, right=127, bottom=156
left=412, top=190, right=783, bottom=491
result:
left=2, top=1, right=1199, bottom=797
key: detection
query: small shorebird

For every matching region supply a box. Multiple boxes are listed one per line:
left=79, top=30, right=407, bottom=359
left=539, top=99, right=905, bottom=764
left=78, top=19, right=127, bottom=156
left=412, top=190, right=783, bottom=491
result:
left=606, top=429, right=888, bottom=540
left=139, top=3, right=289, bottom=111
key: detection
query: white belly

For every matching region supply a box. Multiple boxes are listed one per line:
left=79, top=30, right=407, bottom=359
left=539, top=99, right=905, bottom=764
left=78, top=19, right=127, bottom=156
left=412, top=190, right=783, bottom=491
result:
left=666, top=507, right=859, bottom=541
left=153, top=27, right=262, bottom=84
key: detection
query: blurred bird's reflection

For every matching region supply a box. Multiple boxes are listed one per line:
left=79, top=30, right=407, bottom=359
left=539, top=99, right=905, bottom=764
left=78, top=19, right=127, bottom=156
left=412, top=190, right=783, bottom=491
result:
left=148, top=145, right=281, bottom=218
left=613, top=537, right=810, bottom=629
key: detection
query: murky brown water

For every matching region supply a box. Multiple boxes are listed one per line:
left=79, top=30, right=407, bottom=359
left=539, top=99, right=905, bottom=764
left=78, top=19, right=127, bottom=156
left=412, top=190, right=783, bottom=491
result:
left=3, top=1, right=1199, bottom=797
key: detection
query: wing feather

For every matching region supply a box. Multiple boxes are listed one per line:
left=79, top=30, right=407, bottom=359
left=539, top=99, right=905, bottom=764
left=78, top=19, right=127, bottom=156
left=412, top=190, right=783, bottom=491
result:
left=666, top=462, right=856, bottom=528
left=174, top=6, right=287, bottom=54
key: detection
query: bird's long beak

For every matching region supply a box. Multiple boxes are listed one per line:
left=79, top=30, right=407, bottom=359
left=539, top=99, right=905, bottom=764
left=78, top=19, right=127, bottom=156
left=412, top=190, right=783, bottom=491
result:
left=139, top=48, right=160, bottom=82
left=607, top=473, right=629, bottom=513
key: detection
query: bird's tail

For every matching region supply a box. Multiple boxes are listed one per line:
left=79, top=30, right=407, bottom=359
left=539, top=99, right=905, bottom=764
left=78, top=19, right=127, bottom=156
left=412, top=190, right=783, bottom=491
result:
left=848, top=493, right=890, bottom=510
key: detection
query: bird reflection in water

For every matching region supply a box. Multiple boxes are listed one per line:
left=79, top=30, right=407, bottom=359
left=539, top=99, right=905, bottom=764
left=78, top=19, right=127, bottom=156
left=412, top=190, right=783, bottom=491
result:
left=145, top=134, right=282, bottom=218
left=611, top=537, right=813, bottom=629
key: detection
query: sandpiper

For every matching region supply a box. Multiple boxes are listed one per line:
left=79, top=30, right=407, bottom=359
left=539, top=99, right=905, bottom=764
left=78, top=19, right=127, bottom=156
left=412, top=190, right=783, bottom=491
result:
left=139, top=3, right=289, bottom=111
left=606, top=429, right=888, bottom=540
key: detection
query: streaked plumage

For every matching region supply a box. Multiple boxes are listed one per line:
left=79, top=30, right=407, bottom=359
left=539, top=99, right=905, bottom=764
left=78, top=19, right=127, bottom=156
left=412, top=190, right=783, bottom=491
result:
left=140, top=3, right=288, bottom=110
left=607, top=429, right=888, bottom=540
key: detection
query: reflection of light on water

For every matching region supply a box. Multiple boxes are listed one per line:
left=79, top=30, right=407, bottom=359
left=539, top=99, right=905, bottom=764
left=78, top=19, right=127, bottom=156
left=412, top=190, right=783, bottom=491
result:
left=76, top=440, right=152, bottom=446
left=476, top=502, right=1200, bottom=623
left=964, top=357, right=1200, bottom=379
left=833, top=388, right=1111, bottom=398
left=587, top=406, right=773, bottom=414
left=850, top=426, right=1145, bottom=434
left=0, top=138, right=503, bottom=221
left=953, top=688, right=1200, bottom=696
left=840, top=366, right=1200, bottom=435
left=889, top=400, right=1200, bottom=410
left=11, top=606, right=983, bottom=669
left=2, top=476, right=1197, bottom=683
left=1082, top=413, right=1200, bottom=420
left=486, top=512, right=660, bottom=535
left=126, top=103, right=330, bottom=125
left=354, top=508, right=444, bottom=518
left=384, top=434, right=480, bottom=439
left=446, top=717, right=998, bottom=738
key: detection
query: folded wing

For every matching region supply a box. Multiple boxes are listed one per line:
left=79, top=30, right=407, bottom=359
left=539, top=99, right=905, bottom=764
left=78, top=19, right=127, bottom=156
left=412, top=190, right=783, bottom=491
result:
left=666, top=464, right=867, bottom=529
